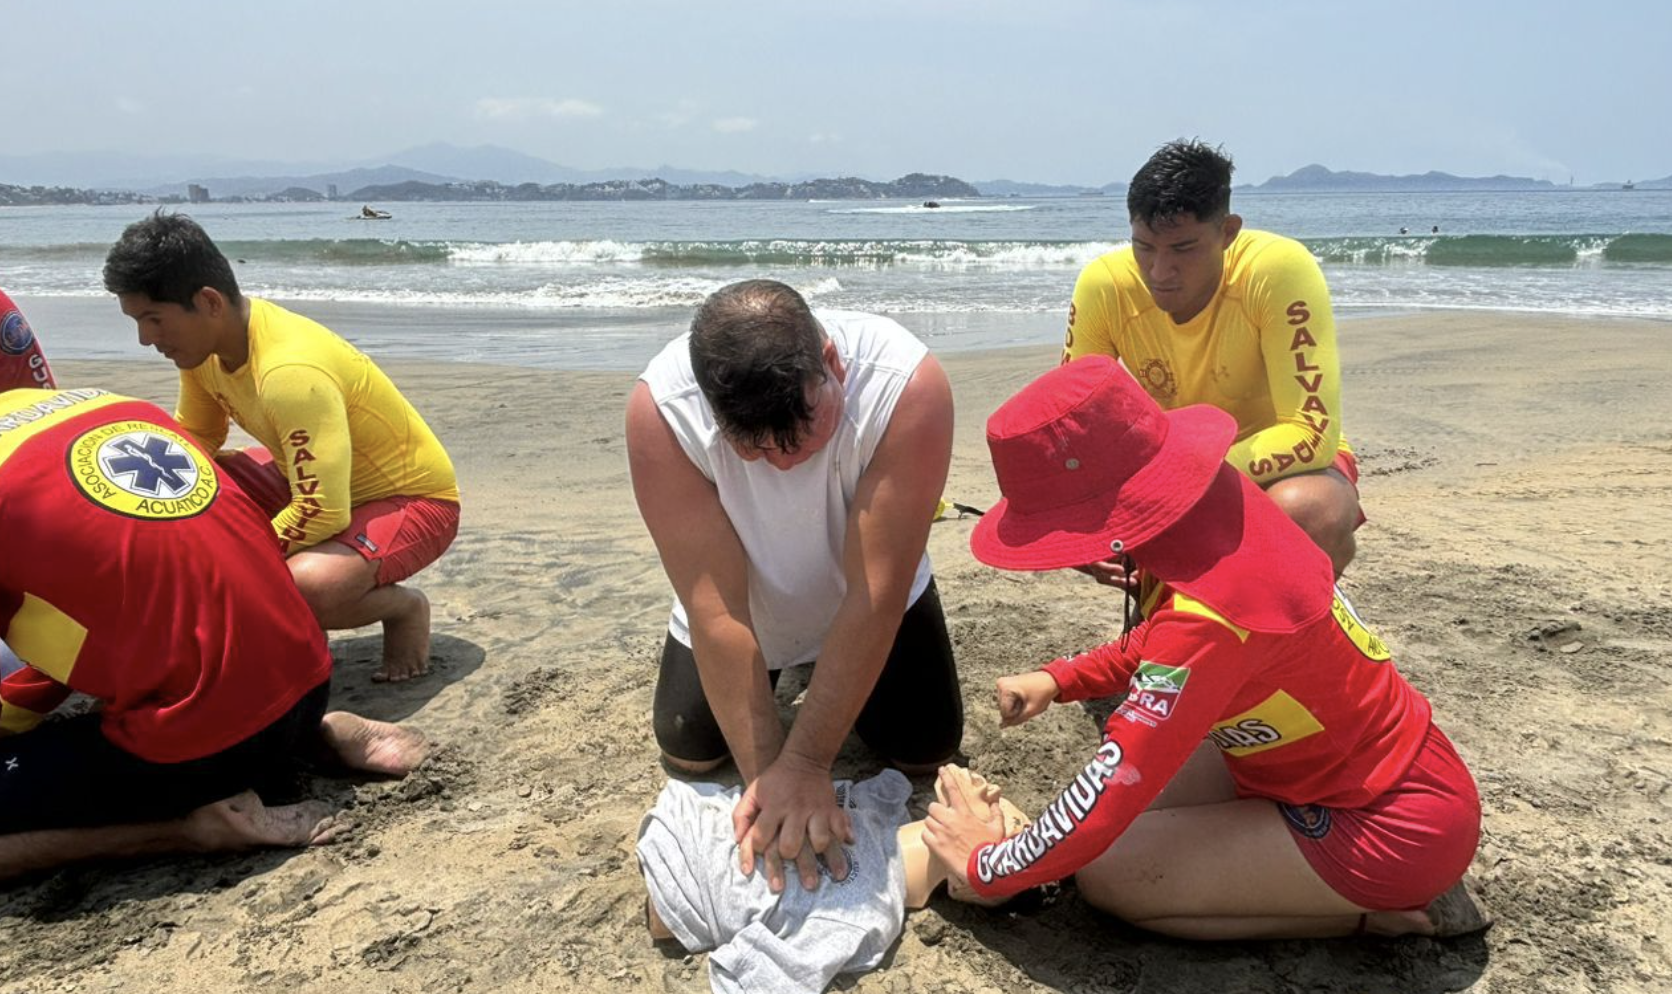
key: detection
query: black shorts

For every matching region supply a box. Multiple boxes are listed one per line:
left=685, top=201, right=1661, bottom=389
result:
left=653, top=579, right=963, bottom=767
left=0, top=680, right=330, bottom=835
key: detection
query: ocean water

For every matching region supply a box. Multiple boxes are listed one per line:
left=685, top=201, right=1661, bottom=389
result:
left=3, top=189, right=1668, bottom=369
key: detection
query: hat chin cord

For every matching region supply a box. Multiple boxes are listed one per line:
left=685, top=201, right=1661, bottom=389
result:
left=1111, top=541, right=1138, bottom=650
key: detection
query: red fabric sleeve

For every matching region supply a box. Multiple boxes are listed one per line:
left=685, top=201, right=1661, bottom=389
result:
left=0, top=290, right=56, bottom=392
left=967, top=614, right=1251, bottom=899
left=0, top=660, right=70, bottom=734
left=1043, top=620, right=1152, bottom=702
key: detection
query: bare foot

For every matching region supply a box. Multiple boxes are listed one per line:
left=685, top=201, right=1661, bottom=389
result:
left=1423, top=878, right=1493, bottom=937
left=184, top=791, right=344, bottom=852
left=320, top=711, right=429, bottom=776
left=1362, top=908, right=1437, bottom=937
left=1362, top=879, right=1492, bottom=938
left=373, top=586, right=431, bottom=683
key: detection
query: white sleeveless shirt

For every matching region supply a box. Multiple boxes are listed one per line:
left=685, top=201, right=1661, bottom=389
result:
left=640, top=310, right=934, bottom=668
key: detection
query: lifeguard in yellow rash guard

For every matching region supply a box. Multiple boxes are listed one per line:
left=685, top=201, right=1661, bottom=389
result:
left=103, top=212, right=460, bottom=685
left=1062, top=139, right=1362, bottom=579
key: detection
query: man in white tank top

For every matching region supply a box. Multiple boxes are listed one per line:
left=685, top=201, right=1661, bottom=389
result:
left=628, top=280, right=963, bottom=895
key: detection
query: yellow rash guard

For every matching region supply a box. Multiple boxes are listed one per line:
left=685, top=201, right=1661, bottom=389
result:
left=1063, top=230, right=1350, bottom=485
left=174, top=299, right=459, bottom=553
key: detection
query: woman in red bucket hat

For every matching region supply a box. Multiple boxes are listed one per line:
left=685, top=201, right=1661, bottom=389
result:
left=922, top=355, right=1486, bottom=939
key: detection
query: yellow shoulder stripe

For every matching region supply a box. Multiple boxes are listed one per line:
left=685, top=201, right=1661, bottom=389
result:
left=4, top=593, right=88, bottom=684
left=1209, top=690, right=1325, bottom=756
left=0, top=389, right=124, bottom=464
left=0, top=701, right=46, bottom=735
left=1171, top=594, right=1251, bottom=642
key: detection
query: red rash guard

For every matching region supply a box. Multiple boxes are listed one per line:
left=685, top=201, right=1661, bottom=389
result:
left=0, top=389, right=331, bottom=762
left=967, top=588, right=1433, bottom=900
left=0, top=290, right=55, bottom=392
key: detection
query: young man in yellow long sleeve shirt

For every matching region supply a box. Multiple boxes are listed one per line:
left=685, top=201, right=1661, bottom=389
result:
left=104, top=213, right=460, bottom=683
left=1063, top=140, right=1362, bottom=577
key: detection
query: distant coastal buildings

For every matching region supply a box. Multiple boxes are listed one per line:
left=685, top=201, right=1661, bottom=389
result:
left=347, top=173, right=980, bottom=204
left=0, top=183, right=155, bottom=207
left=1, top=173, right=979, bottom=206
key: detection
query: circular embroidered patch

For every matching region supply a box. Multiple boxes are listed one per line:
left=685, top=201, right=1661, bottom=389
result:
left=1135, top=358, right=1177, bottom=400
left=1279, top=802, right=1334, bottom=840
left=68, top=421, right=218, bottom=520
left=1, top=309, right=36, bottom=355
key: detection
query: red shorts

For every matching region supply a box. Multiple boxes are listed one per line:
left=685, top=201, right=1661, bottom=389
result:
left=1334, top=449, right=1367, bottom=529
left=1333, top=449, right=1360, bottom=488
left=215, top=448, right=459, bottom=586
left=1278, top=723, right=1480, bottom=911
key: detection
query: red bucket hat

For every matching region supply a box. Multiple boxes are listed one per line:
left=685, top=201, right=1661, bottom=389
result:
left=970, top=356, right=1234, bottom=570
left=970, top=356, right=1332, bottom=633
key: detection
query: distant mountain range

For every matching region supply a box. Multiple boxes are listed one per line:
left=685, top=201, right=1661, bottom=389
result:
left=383, top=143, right=791, bottom=189
left=973, top=166, right=1667, bottom=197
left=1250, top=164, right=1599, bottom=192
left=0, top=143, right=1664, bottom=201
left=0, top=143, right=797, bottom=199
left=0, top=173, right=977, bottom=208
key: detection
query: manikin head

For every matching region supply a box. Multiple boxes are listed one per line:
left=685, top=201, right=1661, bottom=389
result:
left=643, top=765, right=1030, bottom=942
left=900, top=765, right=1030, bottom=909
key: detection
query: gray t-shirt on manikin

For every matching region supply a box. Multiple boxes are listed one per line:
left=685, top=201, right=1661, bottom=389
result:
left=637, top=770, right=912, bottom=994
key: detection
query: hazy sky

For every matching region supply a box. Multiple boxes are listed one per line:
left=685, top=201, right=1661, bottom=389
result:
left=5, top=0, right=1667, bottom=185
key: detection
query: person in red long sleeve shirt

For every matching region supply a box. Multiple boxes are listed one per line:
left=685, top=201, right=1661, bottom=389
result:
left=0, top=385, right=428, bottom=882
left=0, top=287, right=54, bottom=698
left=0, top=289, right=55, bottom=393
left=922, top=356, right=1486, bottom=940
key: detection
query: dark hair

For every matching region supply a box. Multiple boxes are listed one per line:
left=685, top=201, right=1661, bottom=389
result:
left=102, top=210, right=241, bottom=309
left=689, top=279, right=827, bottom=453
left=1126, top=139, right=1235, bottom=228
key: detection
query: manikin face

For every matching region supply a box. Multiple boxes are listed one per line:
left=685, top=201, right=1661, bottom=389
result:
left=1129, top=212, right=1243, bottom=323
left=728, top=342, right=847, bottom=471
left=118, top=289, right=225, bottom=370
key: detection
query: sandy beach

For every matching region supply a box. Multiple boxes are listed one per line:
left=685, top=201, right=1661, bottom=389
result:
left=3, top=311, right=1669, bottom=994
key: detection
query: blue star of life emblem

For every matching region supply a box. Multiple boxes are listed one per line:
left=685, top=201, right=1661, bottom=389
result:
left=100, top=433, right=198, bottom=497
